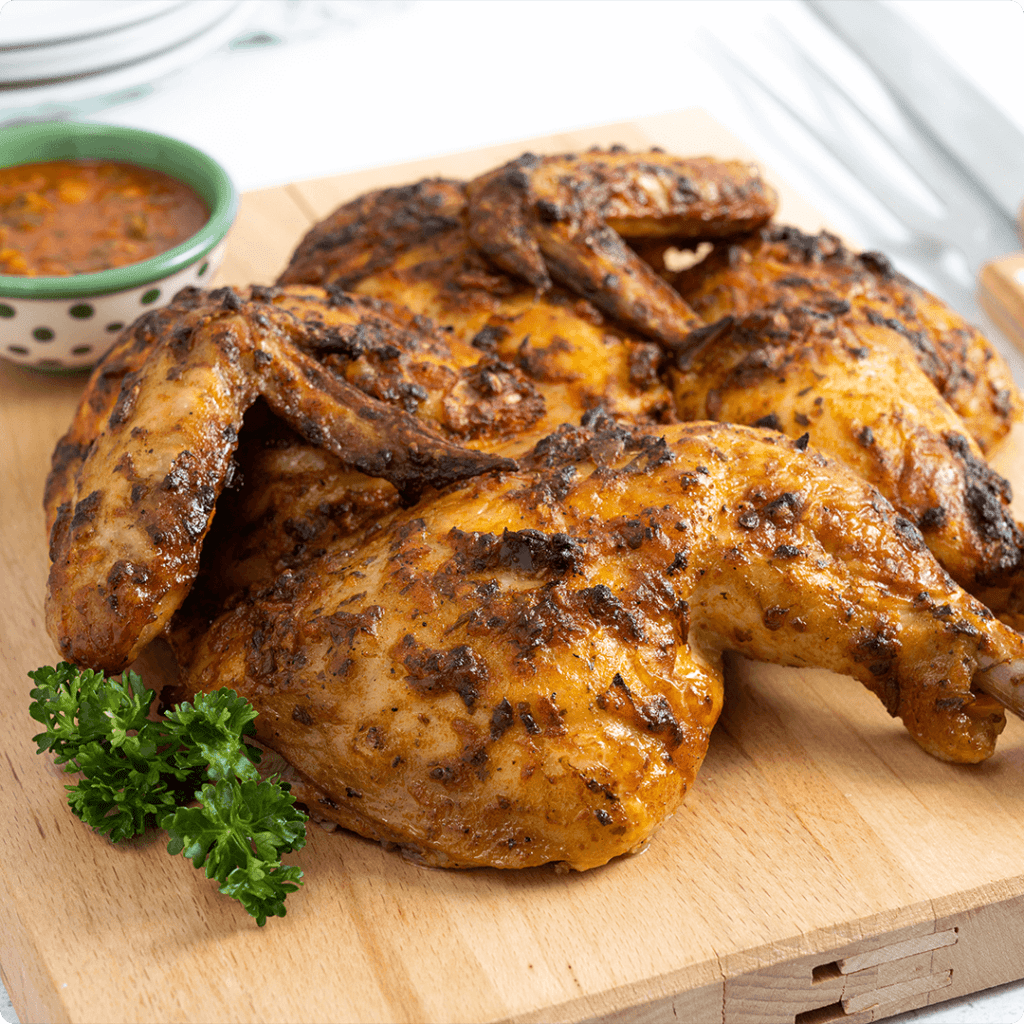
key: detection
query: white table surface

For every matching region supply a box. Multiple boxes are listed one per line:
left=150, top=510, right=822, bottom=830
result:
left=1, top=2, right=1023, bottom=1022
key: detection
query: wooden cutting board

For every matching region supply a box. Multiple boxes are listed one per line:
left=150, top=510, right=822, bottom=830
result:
left=3, top=108, right=1024, bottom=1024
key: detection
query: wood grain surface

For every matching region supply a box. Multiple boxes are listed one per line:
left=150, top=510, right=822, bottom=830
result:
left=2, top=109, right=1024, bottom=1024
left=980, top=254, right=1024, bottom=357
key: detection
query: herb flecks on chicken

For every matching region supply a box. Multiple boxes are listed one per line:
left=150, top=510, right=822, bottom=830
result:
left=281, top=174, right=679, bottom=433
left=281, top=153, right=1024, bottom=627
left=44, top=147, right=1024, bottom=874
left=187, top=419, right=1024, bottom=870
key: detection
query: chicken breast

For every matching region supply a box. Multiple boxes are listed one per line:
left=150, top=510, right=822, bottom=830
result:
left=663, top=224, right=1021, bottom=452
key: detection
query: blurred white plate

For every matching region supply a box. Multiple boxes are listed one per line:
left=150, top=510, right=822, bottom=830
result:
left=0, top=0, right=180, bottom=47
left=0, top=1, right=244, bottom=85
left=0, top=1, right=254, bottom=123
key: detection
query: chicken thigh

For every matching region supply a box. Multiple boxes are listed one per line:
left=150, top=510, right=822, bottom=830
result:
left=187, top=417, right=1024, bottom=871
left=671, top=305, right=1024, bottom=597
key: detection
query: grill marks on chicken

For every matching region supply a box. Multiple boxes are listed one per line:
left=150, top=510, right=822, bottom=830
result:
left=46, top=285, right=535, bottom=672
left=664, top=225, right=1021, bottom=452
left=672, top=306, right=1024, bottom=597
left=187, top=420, right=1024, bottom=870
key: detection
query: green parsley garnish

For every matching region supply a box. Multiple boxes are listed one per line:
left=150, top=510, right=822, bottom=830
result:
left=29, top=662, right=307, bottom=926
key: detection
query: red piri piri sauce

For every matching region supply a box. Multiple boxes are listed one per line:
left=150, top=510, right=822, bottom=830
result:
left=0, top=160, right=209, bottom=276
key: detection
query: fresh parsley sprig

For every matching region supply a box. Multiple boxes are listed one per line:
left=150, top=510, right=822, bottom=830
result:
left=165, top=779, right=307, bottom=926
left=29, top=662, right=307, bottom=926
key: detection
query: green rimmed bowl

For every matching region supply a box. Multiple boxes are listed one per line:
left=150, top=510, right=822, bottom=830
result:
left=0, top=122, right=238, bottom=371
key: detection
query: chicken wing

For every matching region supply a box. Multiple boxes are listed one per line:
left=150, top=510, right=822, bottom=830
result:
left=465, top=148, right=776, bottom=347
left=44, top=287, right=212, bottom=540
left=46, top=285, right=527, bottom=672
left=187, top=417, right=1024, bottom=871
left=281, top=151, right=776, bottom=413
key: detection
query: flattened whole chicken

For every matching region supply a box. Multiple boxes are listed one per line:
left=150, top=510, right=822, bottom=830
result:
left=188, top=418, right=1024, bottom=871
left=44, top=146, right=1024, bottom=875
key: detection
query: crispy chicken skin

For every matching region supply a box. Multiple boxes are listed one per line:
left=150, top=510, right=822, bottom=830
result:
left=46, top=284, right=532, bottom=672
left=46, top=283, right=532, bottom=523
left=281, top=176, right=676, bottom=432
left=187, top=419, right=1024, bottom=870
left=44, top=288, right=212, bottom=540
left=672, top=306, right=1024, bottom=598
left=661, top=225, right=1021, bottom=452
left=283, top=178, right=467, bottom=294
left=466, top=149, right=776, bottom=348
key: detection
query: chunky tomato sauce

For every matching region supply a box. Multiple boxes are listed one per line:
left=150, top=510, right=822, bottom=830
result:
left=0, top=159, right=209, bottom=276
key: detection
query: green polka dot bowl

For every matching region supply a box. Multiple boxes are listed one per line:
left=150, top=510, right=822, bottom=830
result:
left=0, top=122, right=238, bottom=371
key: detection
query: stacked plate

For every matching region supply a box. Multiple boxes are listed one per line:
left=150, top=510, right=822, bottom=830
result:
left=0, top=0, right=253, bottom=120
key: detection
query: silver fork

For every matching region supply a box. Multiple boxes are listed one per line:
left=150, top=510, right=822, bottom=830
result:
left=695, top=1, right=1021, bottom=362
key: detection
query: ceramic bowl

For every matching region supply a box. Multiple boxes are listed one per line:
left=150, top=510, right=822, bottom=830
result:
left=0, top=122, right=238, bottom=371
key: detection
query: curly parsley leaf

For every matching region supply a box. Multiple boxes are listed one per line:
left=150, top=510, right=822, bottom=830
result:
left=29, top=663, right=156, bottom=761
left=163, top=689, right=261, bottom=783
left=29, top=662, right=184, bottom=838
left=163, top=778, right=307, bottom=926
left=29, top=663, right=307, bottom=924
left=66, top=741, right=181, bottom=842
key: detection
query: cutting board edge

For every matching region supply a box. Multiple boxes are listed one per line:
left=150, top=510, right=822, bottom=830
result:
left=504, top=881, right=1024, bottom=1024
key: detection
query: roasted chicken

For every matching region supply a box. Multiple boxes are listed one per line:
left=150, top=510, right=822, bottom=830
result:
left=44, top=147, right=1024, bottom=874
left=186, top=418, right=1024, bottom=870
left=281, top=174, right=680, bottom=431
left=286, top=149, right=777, bottom=351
